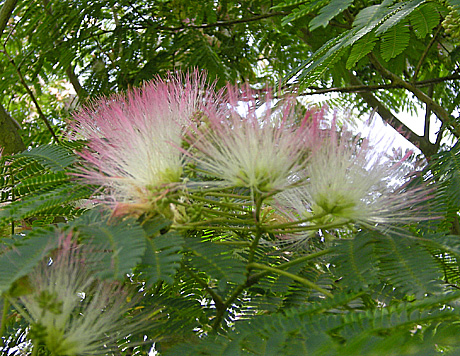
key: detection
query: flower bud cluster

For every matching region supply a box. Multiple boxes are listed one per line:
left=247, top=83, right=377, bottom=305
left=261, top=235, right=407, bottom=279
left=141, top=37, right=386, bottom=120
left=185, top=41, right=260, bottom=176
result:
left=442, top=6, right=460, bottom=41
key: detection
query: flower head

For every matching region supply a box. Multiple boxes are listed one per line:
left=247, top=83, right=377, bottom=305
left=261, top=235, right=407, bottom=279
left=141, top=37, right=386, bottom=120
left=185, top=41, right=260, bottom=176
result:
left=189, top=86, right=313, bottom=193
left=20, top=235, right=147, bottom=355
left=71, top=71, right=216, bottom=216
left=274, top=120, right=431, bottom=240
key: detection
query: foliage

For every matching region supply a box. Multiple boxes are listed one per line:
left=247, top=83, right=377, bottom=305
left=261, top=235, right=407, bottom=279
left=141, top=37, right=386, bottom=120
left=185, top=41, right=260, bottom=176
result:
left=0, top=0, right=459, bottom=355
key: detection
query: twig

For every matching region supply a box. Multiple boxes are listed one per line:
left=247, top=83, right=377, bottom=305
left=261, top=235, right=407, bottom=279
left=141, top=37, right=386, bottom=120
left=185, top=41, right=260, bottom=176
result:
left=412, top=23, right=443, bottom=82
left=181, top=262, right=225, bottom=310
left=2, top=47, right=59, bottom=143
left=0, top=0, right=18, bottom=37
left=248, top=262, right=333, bottom=297
left=368, top=53, right=459, bottom=137
left=295, top=74, right=460, bottom=96
left=150, top=11, right=287, bottom=31
left=0, top=298, right=9, bottom=347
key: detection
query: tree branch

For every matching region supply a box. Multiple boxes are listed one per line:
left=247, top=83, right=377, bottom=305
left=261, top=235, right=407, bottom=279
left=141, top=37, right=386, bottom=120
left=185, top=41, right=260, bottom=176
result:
left=424, top=85, right=434, bottom=141
left=347, top=72, right=437, bottom=158
left=368, top=53, right=460, bottom=139
left=0, top=0, right=17, bottom=36
left=0, top=0, right=25, bottom=154
left=151, top=11, right=287, bottom=31
left=66, top=65, right=87, bottom=100
left=295, top=74, right=460, bottom=95
left=0, top=103, right=25, bottom=154
left=412, top=24, right=443, bottom=82
left=3, top=48, right=59, bottom=143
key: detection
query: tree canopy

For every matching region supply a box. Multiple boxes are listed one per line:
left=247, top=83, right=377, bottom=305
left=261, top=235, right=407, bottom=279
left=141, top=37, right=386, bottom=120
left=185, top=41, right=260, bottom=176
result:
left=1, top=0, right=460, bottom=355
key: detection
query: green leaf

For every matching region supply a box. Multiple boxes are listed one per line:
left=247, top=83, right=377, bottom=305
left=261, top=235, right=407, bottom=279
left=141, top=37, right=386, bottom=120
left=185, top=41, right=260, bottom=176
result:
left=331, top=232, right=379, bottom=290
left=280, top=0, right=329, bottom=26
left=271, top=0, right=310, bottom=10
left=141, top=230, right=184, bottom=286
left=375, top=0, right=426, bottom=35
left=409, top=3, right=440, bottom=39
left=0, top=228, right=59, bottom=295
left=446, top=0, right=460, bottom=10
left=380, top=21, right=410, bottom=61
left=376, top=234, right=442, bottom=297
left=297, top=43, right=348, bottom=87
left=16, top=145, right=76, bottom=172
left=346, top=31, right=377, bottom=69
left=0, top=183, right=90, bottom=227
left=186, top=239, right=246, bottom=290
left=73, top=209, right=147, bottom=280
left=310, top=0, right=354, bottom=30
left=352, top=0, right=394, bottom=29
left=14, top=171, right=69, bottom=198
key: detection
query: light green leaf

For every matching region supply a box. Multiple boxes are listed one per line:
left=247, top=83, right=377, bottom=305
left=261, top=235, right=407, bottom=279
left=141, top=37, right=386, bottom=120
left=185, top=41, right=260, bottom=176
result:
left=346, top=31, right=377, bottom=69
left=310, top=0, right=354, bottom=30
left=446, top=0, right=460, bottom=10
left=375, top=0, right=426, bottom=35
left=0, top=229, right=59, bottom=295
left=280, top=0, right=329, bottom=26
left=17, top=145, right=76, bottom=172
left=409, top=3, right=440, bottom=39
left=73, top=209, right=147, bottom=280
left=141, top=230, right=184, bottom=286
left=380, top=21, right=410, bottom=61
left=186, top=239, right=246, bottom=290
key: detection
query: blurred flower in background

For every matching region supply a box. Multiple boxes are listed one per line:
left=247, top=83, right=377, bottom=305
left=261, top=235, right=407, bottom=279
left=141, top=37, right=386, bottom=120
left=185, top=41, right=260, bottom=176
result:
left=19, top=234, right=148, bottom=355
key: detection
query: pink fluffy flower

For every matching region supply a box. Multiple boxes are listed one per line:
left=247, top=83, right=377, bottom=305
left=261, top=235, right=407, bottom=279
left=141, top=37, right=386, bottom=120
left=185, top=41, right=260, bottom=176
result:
left=70, top=72, right=217, bottom=216
left=188, top=87, right=313, bottom=194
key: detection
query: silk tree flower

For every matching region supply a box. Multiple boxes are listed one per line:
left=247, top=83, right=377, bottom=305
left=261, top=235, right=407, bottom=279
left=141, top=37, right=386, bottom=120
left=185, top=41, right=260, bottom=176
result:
left=273, top=122, right=431, bottom=239
left=70, top=72, right=217, bottom=216
left=188, top=87, right=313, bottom=194
left=19, top=236, right=147, bottom=355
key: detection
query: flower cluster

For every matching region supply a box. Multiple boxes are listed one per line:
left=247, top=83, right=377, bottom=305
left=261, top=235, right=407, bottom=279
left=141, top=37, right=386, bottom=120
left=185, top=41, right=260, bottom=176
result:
left=19, top=236, right=147, bottom=355
left=72, top=71, right=432, bottom=234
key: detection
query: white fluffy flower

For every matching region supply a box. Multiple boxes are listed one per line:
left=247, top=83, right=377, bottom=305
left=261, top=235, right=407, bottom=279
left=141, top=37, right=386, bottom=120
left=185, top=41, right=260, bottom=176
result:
left=189, top=87, right=312, bottom=194
left=274, top=123, right=431, bottom=236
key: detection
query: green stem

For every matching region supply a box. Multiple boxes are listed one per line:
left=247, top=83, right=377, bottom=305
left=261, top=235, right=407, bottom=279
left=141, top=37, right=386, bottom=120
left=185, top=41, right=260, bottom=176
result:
left=181, top=262, right=225, bottom=310
left=278, top=249, right=332, bottom=269
left=249, top=249, right=333, bottom=281
left=188, top=194, right=249, bottom=212
left=246, top=194, right=264, bottom=266
left=248, top=262, right=333, bottom=298
left=5, top=295, right=33, bottom=324
left=201, top=207, right=249, bottom=219
left=174, top=224, right=256, bottom=232
left=204, top=191, right=251, bottom=200
left=0, top=297, right=9, bottom=347
left=266, top=212, right=329, bottom=229
left=31, top=344, right=38, bottom=356
left=184, top=217, right=255, bottom=227
left=218, top=250, right=333, bottom=326
left=270, top=221, right=349, bottom=234
left=213, top=241, right=252, bottom=246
